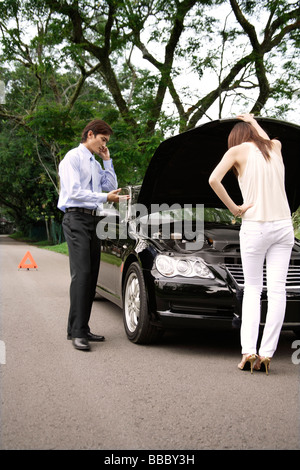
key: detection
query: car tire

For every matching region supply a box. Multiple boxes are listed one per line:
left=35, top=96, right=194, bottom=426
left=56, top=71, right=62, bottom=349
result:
left=123, top=262, right=162, bottom=344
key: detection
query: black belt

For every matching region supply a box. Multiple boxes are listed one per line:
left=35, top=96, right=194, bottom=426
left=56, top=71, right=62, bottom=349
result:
left=65, top=207, right=99, bottom=216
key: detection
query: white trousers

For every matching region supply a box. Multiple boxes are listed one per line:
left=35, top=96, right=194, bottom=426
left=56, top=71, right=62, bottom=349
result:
left=239, top=219, right=294, bottom=357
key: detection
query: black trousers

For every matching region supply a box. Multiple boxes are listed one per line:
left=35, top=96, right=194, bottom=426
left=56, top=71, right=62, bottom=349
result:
left=62, top=212, right=101, bottom=338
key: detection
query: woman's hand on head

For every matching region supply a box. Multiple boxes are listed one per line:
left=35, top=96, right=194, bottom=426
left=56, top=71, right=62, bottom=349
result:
left=236, top=113, right=255, bottom=123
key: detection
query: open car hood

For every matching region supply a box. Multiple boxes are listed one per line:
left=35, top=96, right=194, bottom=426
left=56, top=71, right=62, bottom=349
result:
left=137, top=117, right=300, bottom=213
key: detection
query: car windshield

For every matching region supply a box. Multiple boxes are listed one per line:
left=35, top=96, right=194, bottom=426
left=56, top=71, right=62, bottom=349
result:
left=204, top=208, right=241, bottom=224
left=104, top=188, right=240, bottom=228
left=135, top=206, right=240, bottom=243
left=139, top=207, right=240, bottom=225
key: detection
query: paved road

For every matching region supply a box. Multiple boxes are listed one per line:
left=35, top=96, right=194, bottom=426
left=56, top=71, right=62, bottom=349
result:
left=0, top=235, right=299, bottom=451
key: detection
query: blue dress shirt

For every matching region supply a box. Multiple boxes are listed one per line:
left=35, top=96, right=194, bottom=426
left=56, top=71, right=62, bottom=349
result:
left=57, top=143, right=118, bottom=212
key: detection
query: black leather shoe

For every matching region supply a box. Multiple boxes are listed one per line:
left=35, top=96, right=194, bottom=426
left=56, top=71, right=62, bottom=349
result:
left=67, top=332, right=105, bottom=342
left=86, top=332, right=105, bottom=342
left=72, top=338, right=90, bottom=350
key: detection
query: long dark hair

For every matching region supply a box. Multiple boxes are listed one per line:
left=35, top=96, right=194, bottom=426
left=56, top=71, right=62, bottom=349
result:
left=228, top=121, right=273, bottom=161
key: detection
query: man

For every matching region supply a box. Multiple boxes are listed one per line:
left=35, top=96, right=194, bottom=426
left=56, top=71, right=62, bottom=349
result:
left=58, top=119, right=128, bottom=351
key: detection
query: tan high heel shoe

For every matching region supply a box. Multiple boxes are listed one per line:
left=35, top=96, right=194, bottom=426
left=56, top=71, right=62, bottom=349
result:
left=254, top=356, right=271, bottom=375
left=238, top=354, right=257, bottom=374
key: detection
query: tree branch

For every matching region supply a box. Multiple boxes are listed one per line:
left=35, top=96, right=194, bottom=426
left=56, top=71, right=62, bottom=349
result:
left=229, top=0, right=260, bottom=50
left=187, top=52, right=255, bottom=129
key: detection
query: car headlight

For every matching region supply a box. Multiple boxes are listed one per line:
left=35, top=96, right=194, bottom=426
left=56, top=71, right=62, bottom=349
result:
left=155, top=255, right=215, bottom=279
left=155, top=255, right=175, bottom=277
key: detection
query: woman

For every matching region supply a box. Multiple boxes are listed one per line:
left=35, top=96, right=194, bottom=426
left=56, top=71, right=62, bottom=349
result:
left=209, top=113, right=294, bottom=374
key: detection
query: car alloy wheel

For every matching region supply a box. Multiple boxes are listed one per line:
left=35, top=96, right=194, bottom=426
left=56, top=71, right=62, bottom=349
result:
left=123, top=262, right=162, bottom=344
left=124, top=271, right=140, bottom=333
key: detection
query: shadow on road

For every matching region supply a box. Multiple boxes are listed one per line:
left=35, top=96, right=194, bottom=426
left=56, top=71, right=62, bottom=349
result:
left=94, top=296, right=297, bottom=361
left=0, top=235, right=29, bottom=246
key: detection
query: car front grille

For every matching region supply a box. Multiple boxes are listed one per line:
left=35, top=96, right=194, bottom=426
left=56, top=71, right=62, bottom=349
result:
left=225, top=264, right=300, bottom=290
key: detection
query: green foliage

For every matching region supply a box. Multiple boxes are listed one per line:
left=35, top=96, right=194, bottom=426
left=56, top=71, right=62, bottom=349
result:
left=0, top=123, right=58, bottom=234
left=292, top=208, right=300, bottom=240
left=0, top=0, right=299, bottom=239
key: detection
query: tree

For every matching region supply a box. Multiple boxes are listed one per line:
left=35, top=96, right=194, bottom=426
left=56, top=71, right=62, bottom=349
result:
left=41, top=0, right=300, bottom=130
left=0, top=0, right=299, bottom=236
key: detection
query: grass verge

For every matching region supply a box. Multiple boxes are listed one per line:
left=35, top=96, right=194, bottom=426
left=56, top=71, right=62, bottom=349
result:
left=40, top=242, right=69, bottom=255
left=9, top=232, right=69, bottom=255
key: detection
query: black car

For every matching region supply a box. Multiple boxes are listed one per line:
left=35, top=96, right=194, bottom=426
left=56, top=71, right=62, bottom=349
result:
left=96, top=118, right=300, bottom=344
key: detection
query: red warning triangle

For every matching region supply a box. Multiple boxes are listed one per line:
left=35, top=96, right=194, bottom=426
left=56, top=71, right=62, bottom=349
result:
left=18, top=251, right=38, bottom=270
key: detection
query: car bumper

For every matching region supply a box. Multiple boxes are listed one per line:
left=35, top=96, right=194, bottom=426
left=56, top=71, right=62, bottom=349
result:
left=150, top=274, right=237, bottom=328
left=225, top=263, right=300, bottom=329
left=147, top=271, right=300, bottom=331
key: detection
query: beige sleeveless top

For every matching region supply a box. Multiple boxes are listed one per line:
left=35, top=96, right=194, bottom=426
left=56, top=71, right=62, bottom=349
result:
left=238, top=142, right=291, bottom=222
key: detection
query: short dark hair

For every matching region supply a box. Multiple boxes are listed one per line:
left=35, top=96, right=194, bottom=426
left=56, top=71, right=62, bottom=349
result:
left=81, top=119, right=113, bottom=142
